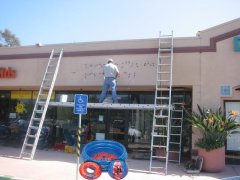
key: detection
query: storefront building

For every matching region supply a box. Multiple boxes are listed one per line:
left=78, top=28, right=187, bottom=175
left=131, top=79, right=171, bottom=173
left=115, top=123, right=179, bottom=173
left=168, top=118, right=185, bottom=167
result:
left=0, top=18, right=240, bottom=162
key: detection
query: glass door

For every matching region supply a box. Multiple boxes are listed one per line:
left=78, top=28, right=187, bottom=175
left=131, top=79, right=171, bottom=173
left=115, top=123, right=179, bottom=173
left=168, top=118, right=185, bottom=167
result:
left=89, top=109, right=107, bottom=141
left=107, top=110, right=128, bottom=146
left=225, top=102, right=240, bottom=151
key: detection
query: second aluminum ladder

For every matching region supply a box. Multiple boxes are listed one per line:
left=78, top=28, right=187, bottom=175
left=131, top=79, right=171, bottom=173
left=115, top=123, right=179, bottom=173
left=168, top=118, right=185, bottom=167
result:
left=168, top=94, right=184, bottom=164
left=20, top=49, right=63, bottom=160
left=149, top=32, right=173, bottom=174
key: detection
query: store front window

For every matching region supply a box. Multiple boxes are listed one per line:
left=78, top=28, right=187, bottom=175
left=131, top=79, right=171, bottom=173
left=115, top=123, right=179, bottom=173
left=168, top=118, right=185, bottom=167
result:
left=0, top=89, right=192, bottom=160
left=225, top=101, right=240, bottom=164
left=9, top=91, right=33, bottom=121
left=107, top=110, right=128, bottom=146
left=128, top=109, right=152, bottom=158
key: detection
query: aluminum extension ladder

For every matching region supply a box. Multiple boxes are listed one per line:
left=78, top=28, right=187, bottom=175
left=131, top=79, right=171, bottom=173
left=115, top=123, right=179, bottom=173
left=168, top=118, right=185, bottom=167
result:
left=20, top=49, right=63, bottom=159
left=149, top=32, right=173, bottom=174
left=168, top=94, right=184, bottom=164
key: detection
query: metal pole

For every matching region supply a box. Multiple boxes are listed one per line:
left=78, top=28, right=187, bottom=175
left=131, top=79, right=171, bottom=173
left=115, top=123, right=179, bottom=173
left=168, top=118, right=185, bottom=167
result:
left=76, top=114, right=82, bottom=180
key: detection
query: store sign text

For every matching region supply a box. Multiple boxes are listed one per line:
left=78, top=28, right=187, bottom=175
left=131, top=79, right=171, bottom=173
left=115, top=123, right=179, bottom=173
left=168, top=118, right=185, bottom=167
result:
left=0, top=67, right=17, bottom=79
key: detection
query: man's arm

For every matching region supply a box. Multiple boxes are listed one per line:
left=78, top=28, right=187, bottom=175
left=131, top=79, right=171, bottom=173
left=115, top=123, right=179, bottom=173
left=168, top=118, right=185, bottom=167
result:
left=115, top=66, right=120, bottom=78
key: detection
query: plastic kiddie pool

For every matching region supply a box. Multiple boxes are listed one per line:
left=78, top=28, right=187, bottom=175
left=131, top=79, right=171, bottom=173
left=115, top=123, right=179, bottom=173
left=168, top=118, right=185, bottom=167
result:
left=81, top=140, right=127, bottom=171
left=80, top=140, right=128, bottom=179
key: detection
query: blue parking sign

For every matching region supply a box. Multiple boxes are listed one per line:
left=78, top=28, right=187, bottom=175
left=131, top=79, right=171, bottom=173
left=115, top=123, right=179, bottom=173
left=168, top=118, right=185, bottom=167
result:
left=74, top=94, right=88, bottom=114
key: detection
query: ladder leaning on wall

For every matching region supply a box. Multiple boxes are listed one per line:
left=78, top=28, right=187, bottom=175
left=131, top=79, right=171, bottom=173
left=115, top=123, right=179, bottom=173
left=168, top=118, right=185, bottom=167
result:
left=149, top=31, right=173, bottom=174
left=20, top=49, right=63, bottom=160
left=168, top=93, right=184, bottom=164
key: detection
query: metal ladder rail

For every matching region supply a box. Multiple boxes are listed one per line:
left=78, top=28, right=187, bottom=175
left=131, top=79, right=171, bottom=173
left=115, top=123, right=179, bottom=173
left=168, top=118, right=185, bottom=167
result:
left=149, top=33, right=164, bottom=173
left=20, top=49, right=55, bottom=158
left=149, top=32, right=173, bottom=174
left=31, top=49, right=63, bottom=159
left=20, top=49, right=63, bottom=159
left=165, top=31, right=173, bottom=173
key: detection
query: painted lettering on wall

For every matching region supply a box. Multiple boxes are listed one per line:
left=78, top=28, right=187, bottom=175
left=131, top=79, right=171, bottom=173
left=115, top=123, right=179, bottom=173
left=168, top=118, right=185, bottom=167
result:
left=0, top=67, right=17, bottom=79
left=83, top=60, right=155, bottom=80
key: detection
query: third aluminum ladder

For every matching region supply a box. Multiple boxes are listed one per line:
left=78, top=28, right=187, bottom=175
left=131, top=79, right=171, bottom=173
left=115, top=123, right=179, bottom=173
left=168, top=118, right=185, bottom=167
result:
left=149, top=31, right=173, bottom=174
left=20, top=49, right=63, bottom=160
left=168, top=94, right=184, bottom=164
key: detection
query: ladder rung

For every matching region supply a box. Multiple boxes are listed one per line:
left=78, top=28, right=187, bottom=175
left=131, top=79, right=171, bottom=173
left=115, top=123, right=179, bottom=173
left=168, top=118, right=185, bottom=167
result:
left=50, top=57, right=58, bottom=61
left=155, top=105, right=169, bottom=109
left=172, top=110, right=183, bottom=112
left=171, top=126, right=181, bottom=128
left=155, top=115, right=168, bottom=118
left=160, top=34, right=172, bottom=37
left=24, top=143, right=34, bottom=147
left=159, top=48, right=171, bottom=51
left=39, top=93, right=48, bottom=96
left=152, top=156, right=167, bottom=159
left=171, top=118, right=182, bottom=120
left=169, top=150, right=180, bottom=154
left=152, top=145, right=166, bottom=148
left=153, top=134, right=167, bottom=137
left=156, top=97, right=169, bottom=99
left=151, top=167, right=165, bottom=170
left=35, top=110, right=43, bottom=113
left=157, top=80, right=170, bottom=82
left=159, top=56, right=171, bottom=58
left=32, top=118, right=41, bottom=121
left=157, top=72, right=170, bottom=74
left=21, top=152, right=31, bottom=156
left=27, top=134, right=36, bottom=138
left=154, top=125, right=167, bottom=128
left=156, top=88, right=169, bottom=91
left=29, top=126, right=38, bottom=130
left=38, top=101, right=46, bottom=105
left=46, top=72, right=54, bottom=74
left=156, top=96, right=169, bottom=100
left=169, top=142, right=180, bottom=145
left=168, top=160, right=179, bottom=162
left=48, top=65, right=56, bottom=67
left=42, top=87, right=50, bottom=90
left=170, top=134, right=181, bottom=136
left=53, top=52, right=60, bottom=56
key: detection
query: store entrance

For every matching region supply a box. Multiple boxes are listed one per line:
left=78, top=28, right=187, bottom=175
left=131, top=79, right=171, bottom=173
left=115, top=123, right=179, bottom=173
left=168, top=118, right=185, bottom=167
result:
left=106, top=110, right=129, bottom=146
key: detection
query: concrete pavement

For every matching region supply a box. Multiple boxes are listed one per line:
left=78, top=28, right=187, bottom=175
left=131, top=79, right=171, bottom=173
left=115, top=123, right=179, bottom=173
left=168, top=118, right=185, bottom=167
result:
left=0, top=146, right=239, bottom=180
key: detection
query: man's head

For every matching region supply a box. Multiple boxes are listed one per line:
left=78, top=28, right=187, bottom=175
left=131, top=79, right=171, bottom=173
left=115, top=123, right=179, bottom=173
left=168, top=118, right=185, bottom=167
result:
left=108, top=58, right=113, bottom=63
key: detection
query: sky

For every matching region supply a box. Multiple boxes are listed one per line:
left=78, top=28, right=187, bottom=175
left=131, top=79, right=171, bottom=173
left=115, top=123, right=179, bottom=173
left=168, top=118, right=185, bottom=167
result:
left=1, top=0, right=240, bottom=46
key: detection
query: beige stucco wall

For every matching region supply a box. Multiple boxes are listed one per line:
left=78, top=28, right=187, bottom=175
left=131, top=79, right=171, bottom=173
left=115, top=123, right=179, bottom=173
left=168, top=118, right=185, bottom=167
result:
left=1, top=18, right=240, bottom=148
left=199, top=37, right=240, bottom=109
left=57, top=54, right=158, bottom=88
left=0, top=18, right=240, bottom=101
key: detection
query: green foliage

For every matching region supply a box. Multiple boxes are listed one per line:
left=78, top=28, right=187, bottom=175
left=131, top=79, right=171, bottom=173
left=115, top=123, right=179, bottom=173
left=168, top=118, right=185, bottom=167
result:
left=195, top=132, right=225, bottom=151
left=185, top=105, right=240, bottom=151
left=0, top=29, right=20, bottom=47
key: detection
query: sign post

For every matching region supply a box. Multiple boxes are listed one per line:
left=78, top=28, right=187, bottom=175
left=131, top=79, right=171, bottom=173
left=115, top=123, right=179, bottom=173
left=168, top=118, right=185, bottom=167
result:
left=74, top=94, right=88, bottom=180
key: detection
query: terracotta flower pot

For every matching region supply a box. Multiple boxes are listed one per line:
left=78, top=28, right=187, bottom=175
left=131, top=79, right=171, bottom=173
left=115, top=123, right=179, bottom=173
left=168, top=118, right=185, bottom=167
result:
left=198, top=146, right=225, bottom=172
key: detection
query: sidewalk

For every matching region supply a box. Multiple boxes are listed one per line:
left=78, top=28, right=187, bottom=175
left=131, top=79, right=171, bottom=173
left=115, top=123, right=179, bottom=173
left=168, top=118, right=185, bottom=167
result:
left=0, top=146, right=239, bottom=180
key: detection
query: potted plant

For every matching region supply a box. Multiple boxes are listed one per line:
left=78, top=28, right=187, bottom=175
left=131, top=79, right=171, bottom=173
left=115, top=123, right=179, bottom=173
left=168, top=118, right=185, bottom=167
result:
left=185, top=105, right=240, bottom=172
